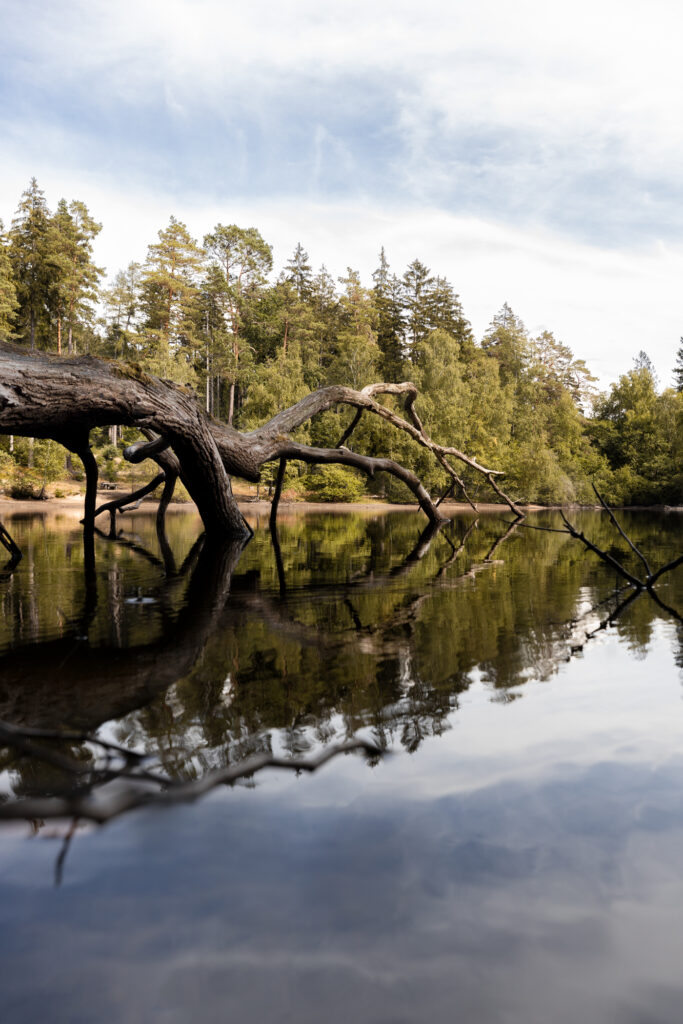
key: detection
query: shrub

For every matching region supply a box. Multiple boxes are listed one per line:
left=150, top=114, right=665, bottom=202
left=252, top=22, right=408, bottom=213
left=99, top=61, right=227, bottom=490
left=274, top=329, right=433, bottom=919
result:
left=304, top=466, right=366, bottom=503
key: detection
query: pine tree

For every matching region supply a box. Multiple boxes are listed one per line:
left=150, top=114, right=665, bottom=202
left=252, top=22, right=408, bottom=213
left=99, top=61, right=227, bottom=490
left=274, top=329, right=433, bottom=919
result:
left=197, top=262, right=230, bottom=416
left=299, top=265, right=339, bottom=387
left=203, top=224, right=273, bottom=424
left=47, top=199, right=103, bottom=355
left=0, top=219, right=18, bottom=342
left=141, top=217, right=204, bottom=381
left=9, top=178, right=52, bottom=349
left=101, top=262, right=143, bottom=360
left=528, top=330, right=597, bottom=407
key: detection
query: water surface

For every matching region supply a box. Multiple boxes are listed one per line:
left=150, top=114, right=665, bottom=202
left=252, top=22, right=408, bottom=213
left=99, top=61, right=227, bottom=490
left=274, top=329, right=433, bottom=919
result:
left=0, top=508, right=682, bottom=1023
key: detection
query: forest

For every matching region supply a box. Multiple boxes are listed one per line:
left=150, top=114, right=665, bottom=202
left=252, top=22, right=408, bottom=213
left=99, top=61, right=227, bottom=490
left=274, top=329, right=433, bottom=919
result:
left=1, top=178, right=682, bottom=508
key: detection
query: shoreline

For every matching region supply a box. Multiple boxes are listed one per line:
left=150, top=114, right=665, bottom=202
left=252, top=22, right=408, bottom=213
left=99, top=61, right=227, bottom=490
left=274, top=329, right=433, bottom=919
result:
left=1, top=493, right=681, bottom=518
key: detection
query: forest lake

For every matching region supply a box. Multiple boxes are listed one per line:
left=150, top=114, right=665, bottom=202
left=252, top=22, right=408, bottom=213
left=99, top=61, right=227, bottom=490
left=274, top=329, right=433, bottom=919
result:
left=0, top=502, right=681, bottom=1024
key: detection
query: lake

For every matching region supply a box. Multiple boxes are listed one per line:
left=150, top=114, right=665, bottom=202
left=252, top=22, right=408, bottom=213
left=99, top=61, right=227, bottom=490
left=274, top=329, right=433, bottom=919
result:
left=0, top=507, right=682, bottom=1023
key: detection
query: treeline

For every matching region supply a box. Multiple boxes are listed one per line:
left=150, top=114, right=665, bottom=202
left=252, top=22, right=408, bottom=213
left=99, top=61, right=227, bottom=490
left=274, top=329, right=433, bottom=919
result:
left=1, top=178, right=682, bottom=505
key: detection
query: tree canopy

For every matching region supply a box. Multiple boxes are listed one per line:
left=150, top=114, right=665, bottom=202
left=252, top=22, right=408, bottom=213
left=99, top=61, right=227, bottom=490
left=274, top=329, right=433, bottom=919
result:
left=2, top=177, right=682, bottom=508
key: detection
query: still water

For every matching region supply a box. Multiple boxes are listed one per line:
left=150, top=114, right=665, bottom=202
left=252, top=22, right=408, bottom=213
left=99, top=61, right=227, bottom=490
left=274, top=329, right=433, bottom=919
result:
left=0, top=508, right=682, bottom=1023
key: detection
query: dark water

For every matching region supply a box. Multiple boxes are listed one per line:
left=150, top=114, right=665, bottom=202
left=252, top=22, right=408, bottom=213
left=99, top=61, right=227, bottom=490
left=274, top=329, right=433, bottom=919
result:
left=0, top=508, right=682, bottom=1024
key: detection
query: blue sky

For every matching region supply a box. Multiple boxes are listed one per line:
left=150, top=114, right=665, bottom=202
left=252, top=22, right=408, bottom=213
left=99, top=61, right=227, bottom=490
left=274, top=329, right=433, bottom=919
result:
left=1, top=0, right=682, bottom=385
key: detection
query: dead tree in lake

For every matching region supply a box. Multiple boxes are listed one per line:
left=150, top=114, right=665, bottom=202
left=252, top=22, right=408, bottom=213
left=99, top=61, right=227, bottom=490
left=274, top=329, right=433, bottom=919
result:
left=0, top=343, right=521, bottom=543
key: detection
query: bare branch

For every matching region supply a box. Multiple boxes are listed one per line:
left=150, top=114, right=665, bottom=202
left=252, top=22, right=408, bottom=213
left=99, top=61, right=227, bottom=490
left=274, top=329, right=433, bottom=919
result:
left=592, top=484, right=652, bottom=578
left=269, top=440, right=449, bottom=526
left=336, top=408, right=363, bottom=448
left=270, top=457, right=287, bottom=529
left=559, top=511, right=644, bottom=588
left=92, top=473, right=166, bottom=521
left=0, top=521, right=22, bottom=574
left=647, top=554, right=683, bottom=588
left=247, top=381, right=519, bottom=512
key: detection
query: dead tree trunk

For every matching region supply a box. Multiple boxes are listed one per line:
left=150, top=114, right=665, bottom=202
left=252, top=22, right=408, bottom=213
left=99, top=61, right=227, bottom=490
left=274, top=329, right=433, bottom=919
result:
left=0, top=344, right=520, bottom=539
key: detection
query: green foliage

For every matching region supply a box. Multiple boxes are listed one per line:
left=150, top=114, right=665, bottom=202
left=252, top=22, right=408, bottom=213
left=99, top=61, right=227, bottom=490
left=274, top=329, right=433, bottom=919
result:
left=139, top=217, right=203, bottom=383
left=304, top=465, right=366, bottom=502
left=2, top=437, right=66, bottom=498
left=9, top=178, right=52, bottom=349
left=1, top=178, right=680, bottom=508
left=589, top=367, right=682, bottom=503
left=0, top=220, right=18, bottom=341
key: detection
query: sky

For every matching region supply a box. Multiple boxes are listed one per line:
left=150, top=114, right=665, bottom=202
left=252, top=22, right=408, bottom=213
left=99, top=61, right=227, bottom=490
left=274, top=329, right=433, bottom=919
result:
left=1, top=0, right=682, bottom=387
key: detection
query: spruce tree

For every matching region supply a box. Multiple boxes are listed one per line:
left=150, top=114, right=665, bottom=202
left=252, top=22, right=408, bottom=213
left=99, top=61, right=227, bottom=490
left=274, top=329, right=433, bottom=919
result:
left=284, top=242, right=313, bottom=299
left=402, top=258, right=434, bottom=356
left=673, top=339, right=683, bottom=392
left=482, top=303, right=530, bottom=385
left=372, top=248, right=404, bottom=380
left=327, top=268, right=379, bottom=389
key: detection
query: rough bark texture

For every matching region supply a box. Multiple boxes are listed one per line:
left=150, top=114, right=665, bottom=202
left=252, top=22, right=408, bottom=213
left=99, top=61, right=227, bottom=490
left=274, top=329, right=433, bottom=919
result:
left=0, top=344, right=519, bottom=536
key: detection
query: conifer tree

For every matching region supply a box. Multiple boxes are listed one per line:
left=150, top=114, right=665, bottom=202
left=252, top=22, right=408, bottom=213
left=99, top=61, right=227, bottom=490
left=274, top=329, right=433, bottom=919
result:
left=101, top=263, right=143, bottom=360
left=284, top=242, right=313, bottom=298
left=425, top=276, right=472, bottom=348
left=402, top=258, right=434, bottom=355
left=674, top=338, right=683, bottom=393
left=141, top=217, right=204, bottom=381
left=203, top=224, right=273, bottom=424
left=372, top=248, right=404, bottom=380
left=48, top=199, right=103, bottom=355
left=634, top=349, right=658, bottom=388
left=326, top=268, right=379, bottom=388
left=481, top=303, right=530, bottom=385
left=9, top=178, right=52, bottom=349
left=197, top=262, right=231, bottom=416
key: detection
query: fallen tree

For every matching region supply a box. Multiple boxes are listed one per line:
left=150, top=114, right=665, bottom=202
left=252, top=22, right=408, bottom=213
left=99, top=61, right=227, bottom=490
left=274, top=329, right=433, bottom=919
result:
left=0, top=343, right=520, bottom=538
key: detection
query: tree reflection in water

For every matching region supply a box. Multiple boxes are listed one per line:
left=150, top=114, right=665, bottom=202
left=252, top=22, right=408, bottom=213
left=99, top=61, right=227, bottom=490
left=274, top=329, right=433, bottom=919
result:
left=0, top=509, right=680, bottom=829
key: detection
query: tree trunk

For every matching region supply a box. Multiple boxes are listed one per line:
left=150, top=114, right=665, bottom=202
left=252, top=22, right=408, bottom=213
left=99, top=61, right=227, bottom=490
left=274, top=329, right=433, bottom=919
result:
left=228, top=380, right=235, bottom=426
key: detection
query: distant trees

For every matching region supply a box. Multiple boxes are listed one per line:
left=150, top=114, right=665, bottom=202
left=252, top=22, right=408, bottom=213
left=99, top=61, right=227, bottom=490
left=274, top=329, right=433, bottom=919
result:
left=1, top=177, right=682, bottom=507
left=589, top=363, right=682, bottom=504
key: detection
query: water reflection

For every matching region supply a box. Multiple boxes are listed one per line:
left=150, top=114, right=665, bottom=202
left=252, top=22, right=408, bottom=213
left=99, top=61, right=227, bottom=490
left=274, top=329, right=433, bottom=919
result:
left=0, top=509, right=680, bottom=811
left=1, top=509, right=683, bottom=1023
